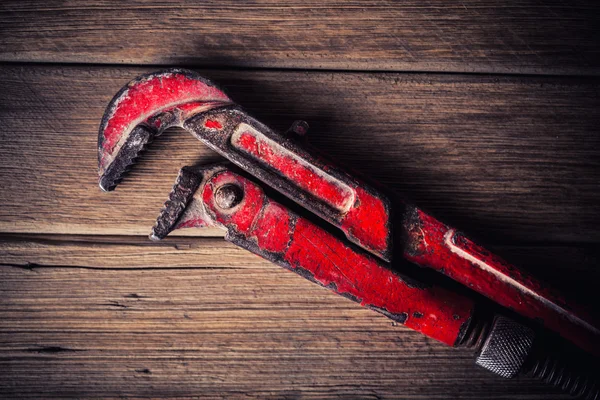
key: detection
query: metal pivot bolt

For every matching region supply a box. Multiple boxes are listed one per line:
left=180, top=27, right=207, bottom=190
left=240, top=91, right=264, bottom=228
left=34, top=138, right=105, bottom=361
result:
left=214, top=184, right=244, bottom=209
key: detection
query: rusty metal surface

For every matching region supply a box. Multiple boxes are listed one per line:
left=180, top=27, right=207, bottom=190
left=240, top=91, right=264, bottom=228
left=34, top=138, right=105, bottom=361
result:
left=401, top=206, right=600, bottom=356
left=182, top=106, right=394, bottom=262
left=97, top=69, right=600, bottom=381
left=155, top=164, right=476, bottom=346
left=98, top=68, right=232, bottom=191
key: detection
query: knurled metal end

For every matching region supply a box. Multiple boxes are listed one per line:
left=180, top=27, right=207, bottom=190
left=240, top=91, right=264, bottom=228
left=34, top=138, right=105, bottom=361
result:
left=150, top=166, right=204, bottom=241
left=286, top=120, right=309, bottom=137
left=475, top=315, right=535, bottom=378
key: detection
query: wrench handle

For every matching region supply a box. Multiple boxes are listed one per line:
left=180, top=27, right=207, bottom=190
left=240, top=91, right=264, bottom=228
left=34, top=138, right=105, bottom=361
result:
left=197, top=167, right=476, bottom=346
left=401, top=205, right=600, bottom=356
left=184, top=107, right=394, bottom=261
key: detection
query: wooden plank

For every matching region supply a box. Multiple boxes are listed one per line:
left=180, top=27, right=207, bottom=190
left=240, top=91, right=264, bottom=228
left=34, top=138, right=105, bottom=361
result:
left=1, top=65, right=599, bottom=243
left=1, top=234, right=598, bottom=305
left=0, top=265, right=570, bottom=399
left=0, top=234, right=265, bottom=269
left=0, top=1, right=599, bottom=75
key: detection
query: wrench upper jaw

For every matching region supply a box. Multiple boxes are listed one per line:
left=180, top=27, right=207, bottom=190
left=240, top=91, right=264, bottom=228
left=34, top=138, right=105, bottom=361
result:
left=98, top=123, right=157, bottom=192
left=98, top=68, right=233, bottom=192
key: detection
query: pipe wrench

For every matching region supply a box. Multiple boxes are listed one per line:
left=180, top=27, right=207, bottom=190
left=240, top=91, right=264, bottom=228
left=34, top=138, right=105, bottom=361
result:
left=98, top=69, right=599, bottom=398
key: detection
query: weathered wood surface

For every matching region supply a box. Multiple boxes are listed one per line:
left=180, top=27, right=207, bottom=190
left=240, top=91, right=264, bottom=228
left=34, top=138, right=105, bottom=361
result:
left=1, top=1, right=600, bottom=75
left=0, top=265, right=574, bottom=399
left=1, top=66, right=599, bottom=243
left=0, top=234, right=597, bottom=304
left=1, top=1, right=599, bottom=398
left=0, top=65, right=599, bottom=399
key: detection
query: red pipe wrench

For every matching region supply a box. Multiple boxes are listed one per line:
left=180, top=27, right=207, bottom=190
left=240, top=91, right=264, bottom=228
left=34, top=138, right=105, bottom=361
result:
left=98, top=69, right=599, bottom=398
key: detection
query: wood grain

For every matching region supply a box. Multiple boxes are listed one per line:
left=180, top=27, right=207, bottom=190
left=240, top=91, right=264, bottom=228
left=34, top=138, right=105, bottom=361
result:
left=0, top=264, right=572, bottom=399
left=1, top=5, right=600, bottom=396
left=0, top=1, right=599, bottom=75
left=1, top=234, right=598, bottom=304
left=1, top=65, right=599, bottom=244
left=0, top=234, right=263, bottom=269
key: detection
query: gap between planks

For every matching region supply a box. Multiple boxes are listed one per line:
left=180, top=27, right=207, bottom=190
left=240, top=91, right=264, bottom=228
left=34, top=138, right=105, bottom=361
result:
left=1, top=0, right=599, bottom=76
left=0, top=232, right=598, bottom=308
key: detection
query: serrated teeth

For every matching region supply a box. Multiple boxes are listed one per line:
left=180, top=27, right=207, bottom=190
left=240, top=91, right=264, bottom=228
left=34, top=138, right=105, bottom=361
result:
left=151, top=166, right=204, bottom=240
left=99, top=125, right=156, bottom=192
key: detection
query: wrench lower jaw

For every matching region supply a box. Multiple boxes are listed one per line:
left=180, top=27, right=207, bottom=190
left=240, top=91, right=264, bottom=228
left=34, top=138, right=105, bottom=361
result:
left=150, top=165, right=224, bottom=240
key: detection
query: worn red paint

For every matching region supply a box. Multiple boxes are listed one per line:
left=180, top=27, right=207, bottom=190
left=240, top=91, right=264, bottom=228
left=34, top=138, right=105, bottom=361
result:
left=204, top=119, right=223, bottom=130
left=99, top=70, right=230, bottom=171
left=203, top=171, right=265, bottom=234
left=403, top=208, right=600, bottom=356
left=254, top=202, right=292, bottom=253
left=175, top=101, right=215, bottom=116
left=175, top=217, right=209, bottom=230
left=341, top=187, right=389, bottom=258
left=149, top=101, right=209, bottom=130
left=199, top=170, right=475, bottom=346
left=285, top=217, right=473, bottom=345
left=232, top=129, right=390, bottom=259
left=235, top=131, right=353, bottom=210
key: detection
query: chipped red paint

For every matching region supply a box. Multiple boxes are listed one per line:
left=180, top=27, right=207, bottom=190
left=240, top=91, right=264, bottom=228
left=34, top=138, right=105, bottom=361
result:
left=175, top=217, right=209, bottom=230
left=231, top=126, right=390, bottom=259
left=254, top=202, right=292, bottom=253
left=235, top=131, right=354, bottom=210
left=204, top=119, right=223, bottom=130
left=198, top=170, right=475, bottom=346
left=203, top=171, right=265, bottom=234
left=402, top=207, right=600, bottom=355
left=340, top=186, right=389, bottom=258
left=286, top=217, right=474, bottom=345
left=102, top=72, right=229, bottom=152
left=99, top=69, right=230, bottom=172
